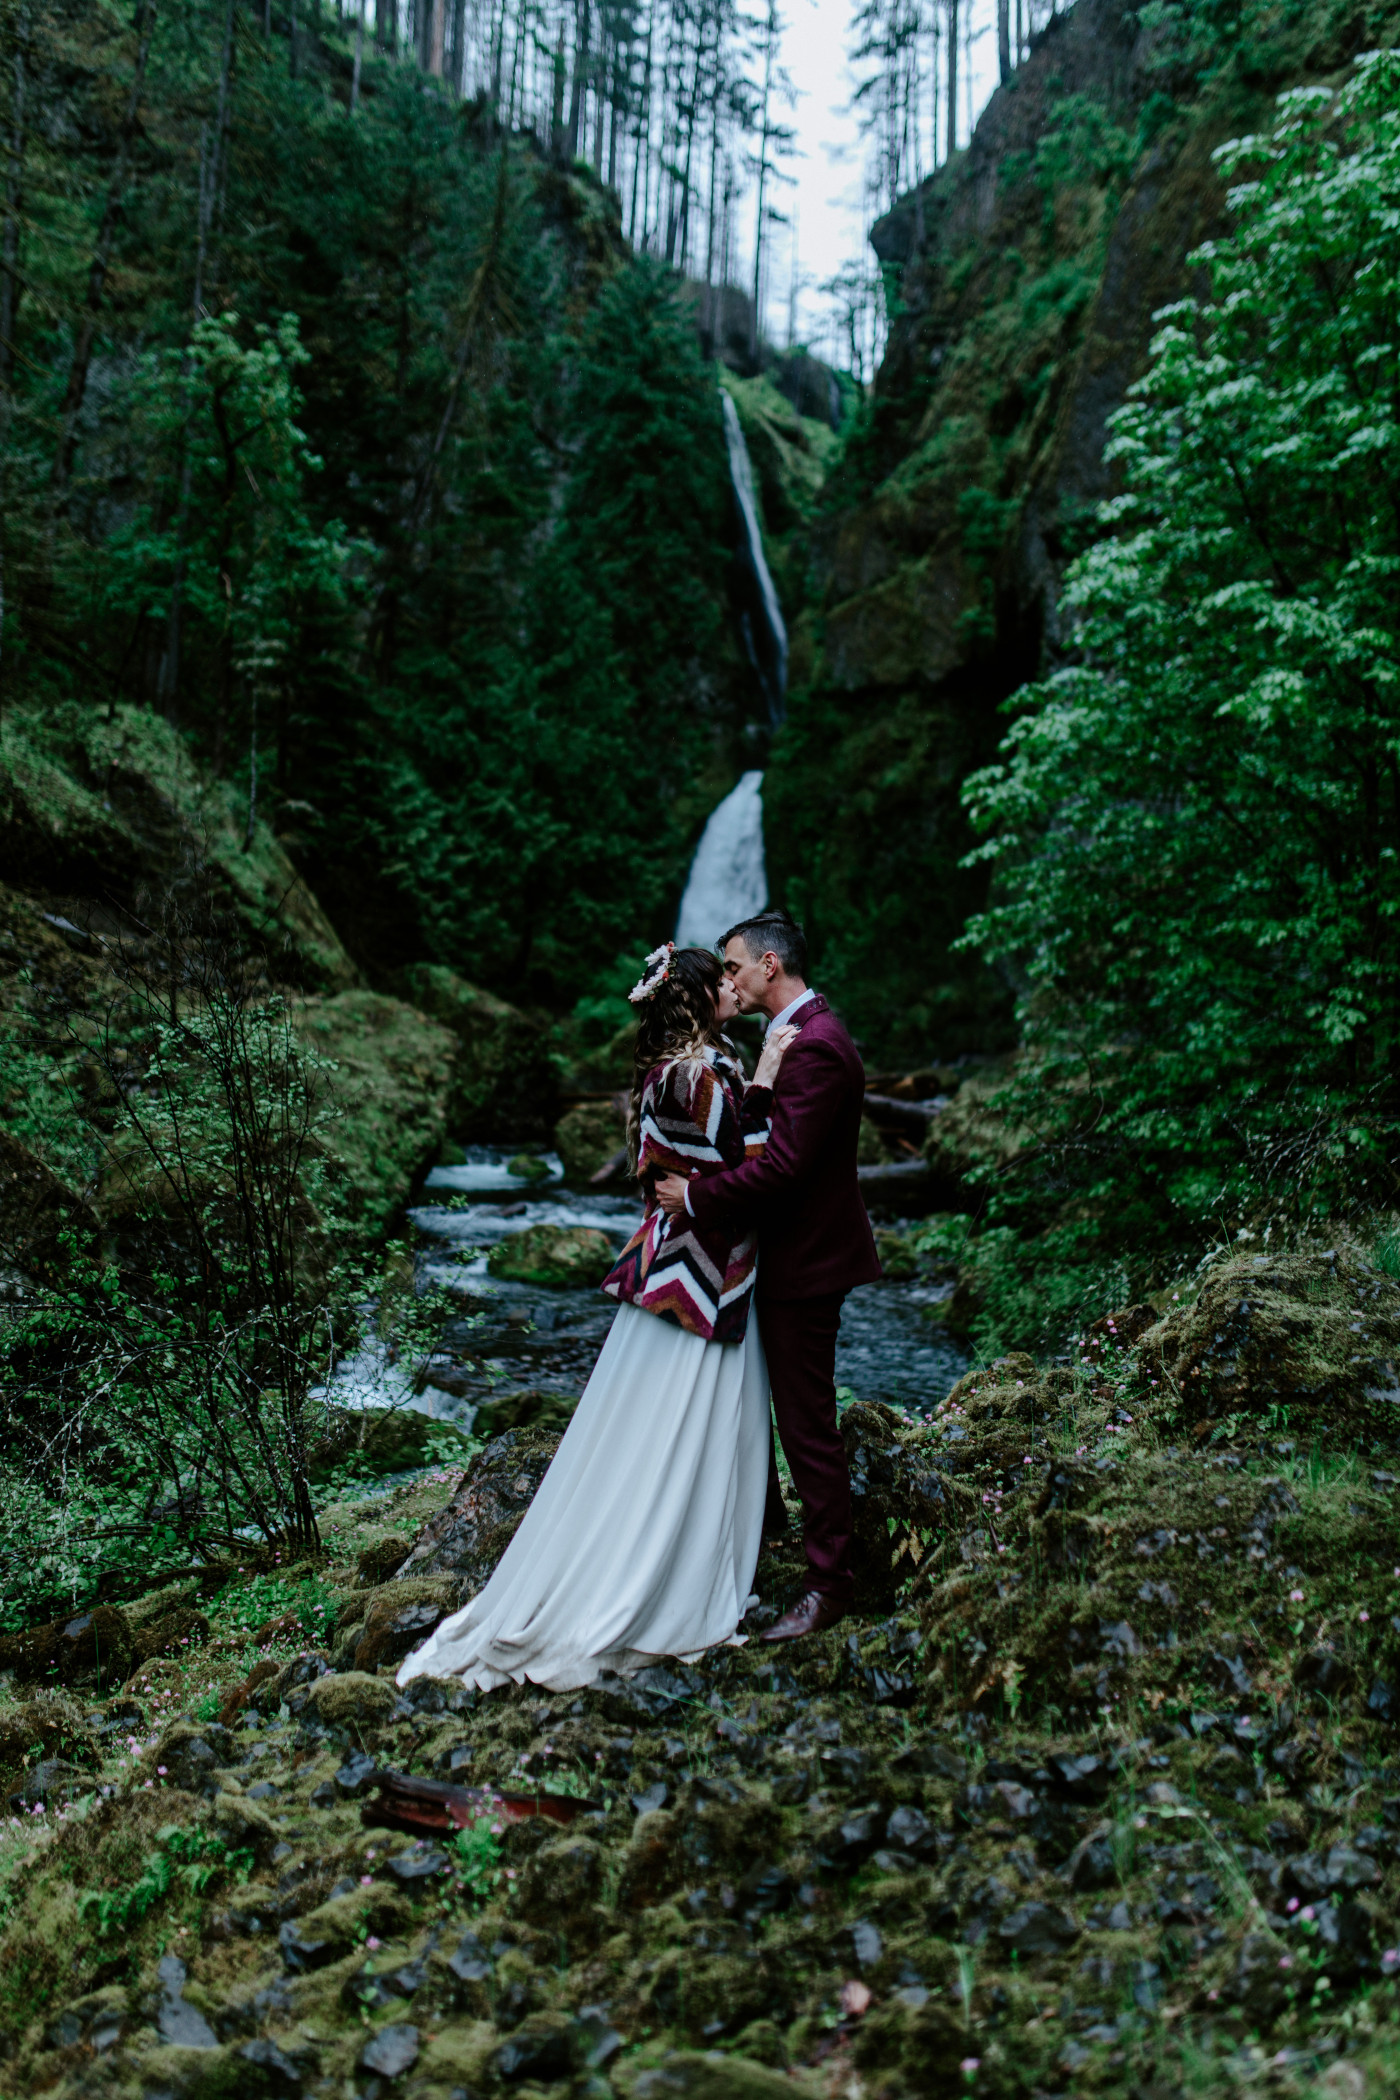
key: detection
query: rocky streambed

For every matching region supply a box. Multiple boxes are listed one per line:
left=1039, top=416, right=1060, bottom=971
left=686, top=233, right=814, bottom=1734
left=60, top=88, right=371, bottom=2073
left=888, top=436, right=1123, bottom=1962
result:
left=3, top=1243, right=1400, bottom=2099
left=405, top=1148, right=971, bottom=1431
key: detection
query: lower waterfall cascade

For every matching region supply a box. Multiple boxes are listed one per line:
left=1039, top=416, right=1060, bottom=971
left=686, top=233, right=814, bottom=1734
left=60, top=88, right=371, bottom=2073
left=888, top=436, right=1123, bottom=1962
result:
left=674, top=768, right=769, bottom=950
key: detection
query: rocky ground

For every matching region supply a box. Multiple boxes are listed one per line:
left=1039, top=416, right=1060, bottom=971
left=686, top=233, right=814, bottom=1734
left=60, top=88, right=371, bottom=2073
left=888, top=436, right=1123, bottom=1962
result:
left=2, top=1241, right=1400, bottom=2100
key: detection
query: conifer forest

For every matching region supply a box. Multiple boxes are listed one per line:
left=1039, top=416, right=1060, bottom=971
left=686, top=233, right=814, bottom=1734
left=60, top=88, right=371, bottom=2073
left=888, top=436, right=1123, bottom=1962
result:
left=0, top=0, right=1399, bottom=2088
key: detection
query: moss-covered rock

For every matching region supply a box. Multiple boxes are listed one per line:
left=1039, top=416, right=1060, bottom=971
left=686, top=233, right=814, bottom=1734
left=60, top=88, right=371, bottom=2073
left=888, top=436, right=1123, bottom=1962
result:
left=0, top=702, right=356, bottom=990
left=294, top=990, right=456, bottom=1231
left=555, top=1096, right=628, bottom=1180
left=395, top=1427, right=561, bottom=1599
left=299, top=1672, right=398, bottom=1730
left=486, top=1223, right=615, bottom=1289
left=1135, top=1245, right=1400, bottom=1439
left=309, top=1405, right=474, bottom=1486
left=401, top=963, right=557, bottom=1141
left=0, top=1604, right=136, bottom=1689
left=350, top=1575, right=461, bottom=1671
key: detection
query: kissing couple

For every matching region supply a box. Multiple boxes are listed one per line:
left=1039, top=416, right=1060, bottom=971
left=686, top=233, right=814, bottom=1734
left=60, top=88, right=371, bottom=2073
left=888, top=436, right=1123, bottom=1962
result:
left=399, top=909, right=881, bottom=1693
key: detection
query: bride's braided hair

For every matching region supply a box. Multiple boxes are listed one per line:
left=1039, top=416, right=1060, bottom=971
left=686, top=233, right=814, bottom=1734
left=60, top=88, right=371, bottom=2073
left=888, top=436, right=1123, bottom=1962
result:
left=628, top=946, right=730, bottom=1174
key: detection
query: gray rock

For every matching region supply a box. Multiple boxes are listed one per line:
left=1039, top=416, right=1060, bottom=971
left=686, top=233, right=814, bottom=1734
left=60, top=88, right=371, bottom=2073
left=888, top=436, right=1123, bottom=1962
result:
left=156, top=1956, right=218, bottom=2050
left=998, top=1902, right=1080, bottom=1954
left=361, top=2023, right=420, bottom=2077
left=385, top=1843, right=450, bottom=1884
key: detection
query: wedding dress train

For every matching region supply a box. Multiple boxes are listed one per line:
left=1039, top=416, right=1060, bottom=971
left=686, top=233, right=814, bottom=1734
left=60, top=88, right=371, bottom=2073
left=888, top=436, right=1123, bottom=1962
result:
left=396, top=1302, right=769, bottom=1693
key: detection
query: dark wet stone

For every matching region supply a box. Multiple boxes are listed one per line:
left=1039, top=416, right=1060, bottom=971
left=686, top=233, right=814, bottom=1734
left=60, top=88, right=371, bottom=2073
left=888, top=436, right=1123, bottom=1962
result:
left=821, top=1746, right=873, bottom=1789
left=335, top=1749, right=379, bottom=1796
left=632, top=1780, right=668, bottom=1815
left=1368, top=1677, right=1396, bottom=1722
left=494, top=2015, right=576, bottom=2081
left=998, top=1902, right=1080, bottom=1954
left=279, top=1918, right=341, bottom=1972
left=155, top=1957, right=218, bottom=2050
left=308, top=1779, right=337, bottom=1808
left=1045, top=1753, right=1110, bottom=1799
left=1295, top=1645, right=1353, bottom=1696
left=238, top=2036, right=307, bottom=2085
left=851, top=1918, right=882, bottom=1965
left=385, top=1843, right=450, bottom=1884
left=448, top=1931, right=492, bottom=1982
left=360, top=2022, right=420, bottom=2076
left=1066, top=1833, right=1116, bottom=1890
left=892, top=1741, right=966, bottom=1781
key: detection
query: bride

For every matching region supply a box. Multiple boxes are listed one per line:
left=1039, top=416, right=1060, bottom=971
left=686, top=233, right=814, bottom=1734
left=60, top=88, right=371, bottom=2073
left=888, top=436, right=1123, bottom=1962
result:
left=397, top=943, right=796, bottom=1693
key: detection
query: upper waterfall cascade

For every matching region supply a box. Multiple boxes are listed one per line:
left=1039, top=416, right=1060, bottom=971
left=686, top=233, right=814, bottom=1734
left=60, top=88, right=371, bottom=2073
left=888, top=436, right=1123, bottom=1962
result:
left=675, top=770, right=769, bottom=950
left=722, top=393, right=788, bottom=723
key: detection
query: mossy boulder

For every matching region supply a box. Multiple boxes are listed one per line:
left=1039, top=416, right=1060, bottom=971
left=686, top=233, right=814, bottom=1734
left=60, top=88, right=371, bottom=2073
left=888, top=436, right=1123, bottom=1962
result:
left=298, top=1672, right=398, bottom=1730
left=555, top=1097, right=628, bottom=1180
left=471, top=1386, right=578, bottom=1439
left=396, top=1427, right=561, bottom=1601
left=1134, top=1245, right=1400, bottom=1442
left=350, top=1575, right=462, bottom=1671
left=487, top=1223, right=615, bottom=1289
left=402, top=963, right=557, bottom=1141
left=309, top=1405, right=474, bottom=1486
left=0, top=701, right=356, bottom=990
left=295, top=990, right=456, bottom=1233
left=0, top=1604, right=136, bottom=1689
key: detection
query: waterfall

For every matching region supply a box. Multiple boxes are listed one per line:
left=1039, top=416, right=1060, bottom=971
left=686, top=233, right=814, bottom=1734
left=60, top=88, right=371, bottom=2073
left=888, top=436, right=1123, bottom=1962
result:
left=722, top=392, right=788, bottom=724
left=675, top=769, right=768, bottom=949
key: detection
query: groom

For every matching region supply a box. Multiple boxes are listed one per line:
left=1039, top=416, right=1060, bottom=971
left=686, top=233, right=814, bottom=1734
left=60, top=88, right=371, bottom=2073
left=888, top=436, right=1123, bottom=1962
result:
left=656, top=909, right=880, bottom=1640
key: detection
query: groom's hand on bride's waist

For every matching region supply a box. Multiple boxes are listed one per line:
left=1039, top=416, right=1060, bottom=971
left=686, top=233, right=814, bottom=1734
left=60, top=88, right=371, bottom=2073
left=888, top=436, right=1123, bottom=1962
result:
left=655, top=1173, right=690, bottom=1218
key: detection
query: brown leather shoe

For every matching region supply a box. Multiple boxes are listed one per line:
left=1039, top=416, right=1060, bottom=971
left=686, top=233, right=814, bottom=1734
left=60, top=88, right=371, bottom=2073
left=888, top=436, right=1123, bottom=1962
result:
left=759, top=1589, right=847, bottom=1643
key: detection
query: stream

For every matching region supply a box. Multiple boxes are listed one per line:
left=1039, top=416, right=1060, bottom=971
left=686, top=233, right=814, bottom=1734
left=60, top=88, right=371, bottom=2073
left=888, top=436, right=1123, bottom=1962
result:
left=398, top=1145, right=969, bottom=1428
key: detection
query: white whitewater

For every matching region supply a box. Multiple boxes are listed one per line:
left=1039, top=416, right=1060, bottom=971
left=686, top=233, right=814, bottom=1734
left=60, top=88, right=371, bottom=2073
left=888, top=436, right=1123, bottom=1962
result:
left=675, top=769, right=768, bottom=949
left=722, top=392, right=788, bottom=718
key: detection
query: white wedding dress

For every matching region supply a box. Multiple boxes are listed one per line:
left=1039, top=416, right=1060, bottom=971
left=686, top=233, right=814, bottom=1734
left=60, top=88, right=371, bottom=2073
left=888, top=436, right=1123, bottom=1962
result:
left=396, top=1300, right=770, bottom=1693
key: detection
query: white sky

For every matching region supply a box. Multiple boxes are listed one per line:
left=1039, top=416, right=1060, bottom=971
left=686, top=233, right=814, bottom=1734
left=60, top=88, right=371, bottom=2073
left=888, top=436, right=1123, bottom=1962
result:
left=764, top=0, right=1005, bottom=360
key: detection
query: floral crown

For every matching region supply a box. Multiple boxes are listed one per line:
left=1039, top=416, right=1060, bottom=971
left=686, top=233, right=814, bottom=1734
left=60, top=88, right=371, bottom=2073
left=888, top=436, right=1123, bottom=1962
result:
left=628, top=942, right=675, bottom=1005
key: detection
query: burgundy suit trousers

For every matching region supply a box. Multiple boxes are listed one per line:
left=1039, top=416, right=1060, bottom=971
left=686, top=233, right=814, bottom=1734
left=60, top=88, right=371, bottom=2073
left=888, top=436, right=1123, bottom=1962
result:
left=758, top=1291, right=853, bottom=1607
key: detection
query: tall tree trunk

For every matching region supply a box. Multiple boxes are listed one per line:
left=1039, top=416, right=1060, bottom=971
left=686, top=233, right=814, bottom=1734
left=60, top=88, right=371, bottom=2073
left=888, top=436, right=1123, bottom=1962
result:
left=997, top=0, right=1010, bottom=79
left=428, top=0, right=444, bottom=74
left=352, top=0, right=365, bottom=104
left=565, top=0, right=589, bottom=159
left=748, top=0, right=775, bottom=369
left=0, top=0, right=30, bottom=396
left=51, top=0, right=157, bottom=496
left=450, top=0, right=465, bottom=91
left=161, top=0, right=236, bottom=720
left=945, top=0, right=957, bottom=159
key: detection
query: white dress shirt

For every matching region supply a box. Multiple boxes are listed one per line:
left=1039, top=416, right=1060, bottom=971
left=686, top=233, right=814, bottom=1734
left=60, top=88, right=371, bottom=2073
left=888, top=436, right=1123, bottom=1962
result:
left=683, top=987, right=817, bottom=1216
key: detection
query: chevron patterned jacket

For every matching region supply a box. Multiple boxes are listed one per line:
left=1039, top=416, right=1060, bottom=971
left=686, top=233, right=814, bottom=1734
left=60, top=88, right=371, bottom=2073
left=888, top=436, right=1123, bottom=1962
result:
left=600, top=1045, right=773, bottom=1342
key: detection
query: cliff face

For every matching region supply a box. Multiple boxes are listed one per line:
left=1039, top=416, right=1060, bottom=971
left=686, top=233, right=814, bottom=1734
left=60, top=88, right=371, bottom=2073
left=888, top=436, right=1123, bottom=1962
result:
left=764, top=0, right=1396, bottom=1061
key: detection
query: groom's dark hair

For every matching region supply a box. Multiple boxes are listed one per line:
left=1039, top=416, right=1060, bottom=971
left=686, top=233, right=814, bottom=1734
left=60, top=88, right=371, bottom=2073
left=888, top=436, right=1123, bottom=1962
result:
left=721, top=909, right=807, bottom=980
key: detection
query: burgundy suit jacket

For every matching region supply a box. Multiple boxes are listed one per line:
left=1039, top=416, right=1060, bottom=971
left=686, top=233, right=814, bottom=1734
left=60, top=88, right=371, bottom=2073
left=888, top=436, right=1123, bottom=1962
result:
left=685, top=993, right=882, bottom=1302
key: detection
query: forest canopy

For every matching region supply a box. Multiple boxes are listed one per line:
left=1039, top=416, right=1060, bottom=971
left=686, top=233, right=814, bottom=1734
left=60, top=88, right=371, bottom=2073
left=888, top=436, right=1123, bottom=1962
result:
left=962, top=54, right=1400, bottom=1257
left=0, top=0, right=743, bottom=1008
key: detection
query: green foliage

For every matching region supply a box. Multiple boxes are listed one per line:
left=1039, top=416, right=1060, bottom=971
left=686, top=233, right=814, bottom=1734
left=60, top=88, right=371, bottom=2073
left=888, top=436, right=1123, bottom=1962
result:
left=0, top=6, right=738, bottom=1009
left=206, top=1569, right=338, bottom=1646
left=78, top=1824, right=253, bottom=1937
left=962, top=60, right=1400, bottom=1261
left=451, top=1809, right=505, bottom=1906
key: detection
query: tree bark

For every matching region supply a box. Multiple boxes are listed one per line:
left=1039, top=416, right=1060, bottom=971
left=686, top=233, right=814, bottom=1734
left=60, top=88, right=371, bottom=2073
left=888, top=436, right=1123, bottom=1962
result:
left=51, top=0, right=157, bottom=496
left=428, top=0, right=444, bottom=74
left=352, top=0, right=365, bottom=105
left=945, top=0, right=957, bottom=159
left=565, top=0, right=590, bottom=160
left=161, top=0, right=236, bottom=720
left=0, top=0, right=30, bottom=396
left=998, top=0, right=1010, bottom=80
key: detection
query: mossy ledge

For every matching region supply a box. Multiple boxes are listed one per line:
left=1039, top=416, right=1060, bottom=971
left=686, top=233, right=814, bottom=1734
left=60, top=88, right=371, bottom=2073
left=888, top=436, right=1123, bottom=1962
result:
left=4, top=1241, right=1400, bottom=2098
